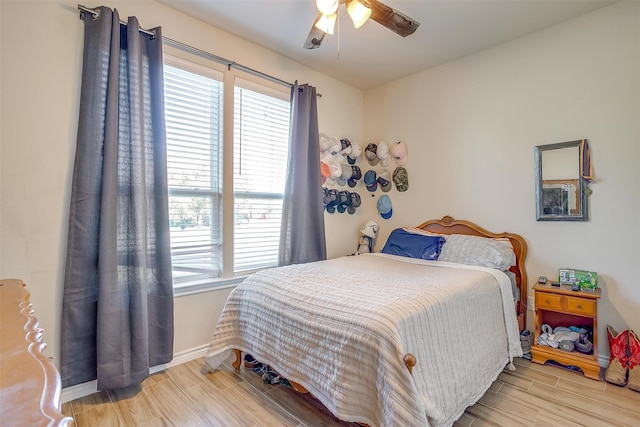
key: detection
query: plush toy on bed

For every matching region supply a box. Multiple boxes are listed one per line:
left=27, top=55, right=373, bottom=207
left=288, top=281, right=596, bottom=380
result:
left=354, top=220, right=379, bottom=255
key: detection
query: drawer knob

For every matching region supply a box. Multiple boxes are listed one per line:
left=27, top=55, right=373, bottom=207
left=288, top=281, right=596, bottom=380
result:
left=577, top=304, right=583, bottom=309
left=545, top=299, right=551, bottom=304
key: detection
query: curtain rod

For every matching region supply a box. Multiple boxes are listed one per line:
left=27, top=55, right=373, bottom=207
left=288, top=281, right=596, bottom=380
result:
left=78, top=4, right=155, bottom=38
left=77, top=4, right=321, bottom=96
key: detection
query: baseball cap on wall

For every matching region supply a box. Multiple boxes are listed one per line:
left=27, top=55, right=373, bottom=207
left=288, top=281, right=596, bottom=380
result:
left=377, top=141, right=391, bottom=167
left=391, top=141, right=408, bottom=166
left=329, top=163, right=342, bottom=179
left=351, top=192, right=362, bottom=208
left=347, top=165, right=362, bottom=188
left=336, top=190, right=352, bottom=214
left=328, top=136, right=342, bottom=156
left=320, top=161, right=331, bottom=185
left=393, top=167, right=409, bottom=192
left=339, top=138, right=352, bottom=157
left=364, top=170, right=378, bottom=192
left=364, top=143, right=379, bottom=166
left=377, top=195, right=393, bottom=219
left=319, top=133, right=330, bottom=152
left=377, top=169, right=392, bottom=192
left=347, top=143, right=362, bottom=165
left=340, top=164, right=353, bottom=180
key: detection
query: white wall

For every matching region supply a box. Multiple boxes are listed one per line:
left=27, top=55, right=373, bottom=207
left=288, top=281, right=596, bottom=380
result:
left=0, top=0, right=363, bottom=364
left=364, top=1, right=640, bottom=357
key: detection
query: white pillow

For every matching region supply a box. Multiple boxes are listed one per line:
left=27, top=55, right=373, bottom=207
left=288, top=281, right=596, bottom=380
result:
left=438, top=234, right=516, bottom=270
left=401, top=226, right=443, bottom=237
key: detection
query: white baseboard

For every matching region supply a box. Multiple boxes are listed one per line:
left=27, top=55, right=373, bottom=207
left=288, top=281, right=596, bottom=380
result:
left=60, top=344, right=611, bottom=403
left=60, top=343, right=210, bottom=403
left=60, top=379, right=98, bottom=404
left=598, top=354, right=609, bottom=368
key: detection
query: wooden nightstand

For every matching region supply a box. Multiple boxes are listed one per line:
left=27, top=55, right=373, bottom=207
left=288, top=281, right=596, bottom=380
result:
left=531, top=283, right=602, bottom=380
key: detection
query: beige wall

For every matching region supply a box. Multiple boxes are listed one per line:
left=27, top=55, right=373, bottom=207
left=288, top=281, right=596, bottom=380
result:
left=364, top=1, right=640, bottom=357
left=0, top=0, right=363, bottom=363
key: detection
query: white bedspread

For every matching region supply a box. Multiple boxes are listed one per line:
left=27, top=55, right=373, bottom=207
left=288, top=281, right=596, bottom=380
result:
left=205, top=253, right=522, bottom=427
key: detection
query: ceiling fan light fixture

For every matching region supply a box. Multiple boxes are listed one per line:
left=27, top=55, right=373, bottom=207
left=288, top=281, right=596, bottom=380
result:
left=347, top=0, right=371, bottom=29
left=316, top=0, right=339, bottom=16
left=314, top=13, right=337, bottom=35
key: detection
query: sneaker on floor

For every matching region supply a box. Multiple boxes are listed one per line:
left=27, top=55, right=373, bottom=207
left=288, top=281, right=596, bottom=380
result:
left=262, top=369, right=282, bottom=385
left=252, top=363, right=268, bottom=376
left=244, top=354, right=260, bottom=369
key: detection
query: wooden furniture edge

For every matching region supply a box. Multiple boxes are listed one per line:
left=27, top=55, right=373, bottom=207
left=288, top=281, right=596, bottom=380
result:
left=531, top=345, right=601, bottom=380
left=531, top=284, right=601, bottom=380
left=417, top=215, right=529, bottom=332
left=532, top=283, right=601, bottom=298
left=0, top=278, right=74, bottom=426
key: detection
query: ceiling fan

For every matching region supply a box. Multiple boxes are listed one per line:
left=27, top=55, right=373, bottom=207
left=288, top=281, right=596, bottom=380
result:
left=304, top=0, right=420, bottom=49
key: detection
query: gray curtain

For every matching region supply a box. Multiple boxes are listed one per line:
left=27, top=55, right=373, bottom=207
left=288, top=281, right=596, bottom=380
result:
left=61, top=7, right=173, bottom=390
left=279, top=82, right=327, bottom=266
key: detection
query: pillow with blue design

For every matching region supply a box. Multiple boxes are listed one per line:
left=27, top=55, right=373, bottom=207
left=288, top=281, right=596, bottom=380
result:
left=381, top=228, right=445, bottom=260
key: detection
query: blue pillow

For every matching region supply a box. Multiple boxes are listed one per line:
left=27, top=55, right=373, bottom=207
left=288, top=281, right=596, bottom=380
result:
left=382, top=228, right=445, bottom=260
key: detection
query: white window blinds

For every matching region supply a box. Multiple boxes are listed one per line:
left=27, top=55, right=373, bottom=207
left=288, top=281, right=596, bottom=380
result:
left=233, top=80, right=290, bottom=273
left=164, top=64, right=223, bottom=285
left=164, top=60, right=291, bottom=288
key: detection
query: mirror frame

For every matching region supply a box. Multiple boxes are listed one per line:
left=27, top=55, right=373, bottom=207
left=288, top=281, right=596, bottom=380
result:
left=535, top=140, right=589, bottom=221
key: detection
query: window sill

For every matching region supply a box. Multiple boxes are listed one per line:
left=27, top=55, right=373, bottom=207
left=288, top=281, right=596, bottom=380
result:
left=173, top=276, right=248, bottom=297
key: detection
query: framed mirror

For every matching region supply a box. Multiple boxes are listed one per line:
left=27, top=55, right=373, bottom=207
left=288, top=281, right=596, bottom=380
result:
left=535, top=140, right=589, bottom=221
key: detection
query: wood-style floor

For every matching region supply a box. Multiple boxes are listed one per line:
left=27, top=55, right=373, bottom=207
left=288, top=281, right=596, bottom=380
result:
left=63, top=356, right=640, bottom=427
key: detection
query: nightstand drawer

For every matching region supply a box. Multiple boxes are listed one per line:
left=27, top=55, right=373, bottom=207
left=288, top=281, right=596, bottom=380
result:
left=535, top=292, right=562, bottom=310
left=565, top=296, right=597, bottom=316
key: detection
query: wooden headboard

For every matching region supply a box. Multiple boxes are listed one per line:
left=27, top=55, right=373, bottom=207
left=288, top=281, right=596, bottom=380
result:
left=417, top=215, right=528, bottom=332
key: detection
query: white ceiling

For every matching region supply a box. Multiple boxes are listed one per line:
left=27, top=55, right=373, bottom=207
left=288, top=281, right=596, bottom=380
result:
left=157, top=0, right=617, bottom=90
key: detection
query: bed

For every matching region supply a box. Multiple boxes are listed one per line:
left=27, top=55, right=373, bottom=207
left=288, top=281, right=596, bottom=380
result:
left=204, top=216, right=528, bottom=426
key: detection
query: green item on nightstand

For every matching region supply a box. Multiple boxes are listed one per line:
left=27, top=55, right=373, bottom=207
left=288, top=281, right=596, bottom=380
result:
left=559, top=268, right=598, bottom=292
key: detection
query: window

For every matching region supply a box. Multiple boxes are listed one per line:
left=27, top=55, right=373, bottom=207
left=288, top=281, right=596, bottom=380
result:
left=163, top=55, right=290, bottom=290
left=164, top=63, right=223, bottom=286
left=233, top=80, right=290, bottom=273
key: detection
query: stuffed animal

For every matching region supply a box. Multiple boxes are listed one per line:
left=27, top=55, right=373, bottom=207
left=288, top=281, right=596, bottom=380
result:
left=353, top=220, right=379, bottom=255
left=356, top=236, right=373, bottom=254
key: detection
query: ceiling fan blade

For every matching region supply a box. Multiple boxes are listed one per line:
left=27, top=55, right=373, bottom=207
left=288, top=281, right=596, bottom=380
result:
left=368, top=0, right=420, bottom=37
left=304, top=14, right=326, bottom=49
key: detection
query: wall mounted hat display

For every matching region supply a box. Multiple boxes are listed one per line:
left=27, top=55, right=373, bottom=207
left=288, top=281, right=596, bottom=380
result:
left=322, top=187, right=362, bottom=215
left=319, top=134, right=411, bottom=227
